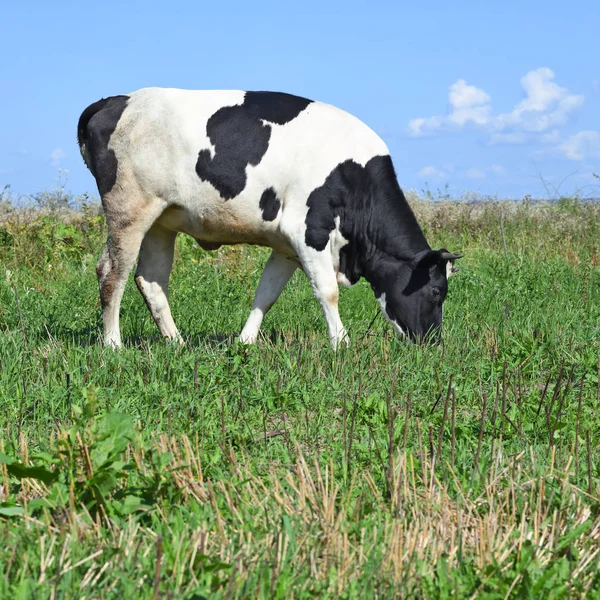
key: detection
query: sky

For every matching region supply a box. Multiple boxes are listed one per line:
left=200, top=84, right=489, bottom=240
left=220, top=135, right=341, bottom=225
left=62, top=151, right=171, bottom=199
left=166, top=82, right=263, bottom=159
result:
left=1, top=0, right=599, bottom=201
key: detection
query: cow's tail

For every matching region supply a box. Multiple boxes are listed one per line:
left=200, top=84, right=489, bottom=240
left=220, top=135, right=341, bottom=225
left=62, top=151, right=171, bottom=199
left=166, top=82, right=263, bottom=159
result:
left=76, top=98, right=109, bottom=174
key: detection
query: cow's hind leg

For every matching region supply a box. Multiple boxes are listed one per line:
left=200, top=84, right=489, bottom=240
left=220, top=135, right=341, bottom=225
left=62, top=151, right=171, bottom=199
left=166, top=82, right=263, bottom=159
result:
left=97, top=198, right=165, bottom=348
left=135, top=224, right=182, bottom=343
left=239, top=250, right=297, bottom=344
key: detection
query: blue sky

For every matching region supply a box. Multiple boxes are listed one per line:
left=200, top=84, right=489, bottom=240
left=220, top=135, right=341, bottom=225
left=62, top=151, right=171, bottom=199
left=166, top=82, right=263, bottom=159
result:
left=2, top=0, right=598, bottom=200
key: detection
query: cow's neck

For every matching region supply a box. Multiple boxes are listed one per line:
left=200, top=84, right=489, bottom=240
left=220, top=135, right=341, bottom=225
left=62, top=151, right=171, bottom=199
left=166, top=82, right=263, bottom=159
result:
left=337, top=158, right=431, bottom=286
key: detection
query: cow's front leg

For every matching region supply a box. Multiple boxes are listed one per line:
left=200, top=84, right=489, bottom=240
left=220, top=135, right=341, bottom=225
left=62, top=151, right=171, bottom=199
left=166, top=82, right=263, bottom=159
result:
left=239, top=250, right=297, bottom=344
left=291, top=243, right=349, bottom=350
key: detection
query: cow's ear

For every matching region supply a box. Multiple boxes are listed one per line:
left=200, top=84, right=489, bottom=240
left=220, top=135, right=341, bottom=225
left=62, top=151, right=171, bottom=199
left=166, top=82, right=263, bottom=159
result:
left=439, top=249, right=463, bottom=262
left=411, top=249, right=464, bottom=270
left=411, top=248, right=463, bottom=271
left=438, top=248, right=463, bottom=276
left=411, top=249, right=441, bottom=269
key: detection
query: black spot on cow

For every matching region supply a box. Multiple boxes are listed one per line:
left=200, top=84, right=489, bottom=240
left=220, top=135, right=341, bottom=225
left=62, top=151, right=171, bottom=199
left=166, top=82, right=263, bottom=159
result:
left=196, top=92, right=312, bottom=200
left=259, top=187, right=281, bottom=221
left=243, top=91, right=313, bottom=124
left=77, top=95, right=129, bottom=197
left=338, top=244, right=361, bottom=286
left=305, top=155, right=431, bottom=287
left=305, top=159, right=369, bottom=252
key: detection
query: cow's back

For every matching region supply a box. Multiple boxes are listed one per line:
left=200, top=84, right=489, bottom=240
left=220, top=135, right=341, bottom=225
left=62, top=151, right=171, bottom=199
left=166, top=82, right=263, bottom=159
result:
left=112, top=88, right=389, bottom=201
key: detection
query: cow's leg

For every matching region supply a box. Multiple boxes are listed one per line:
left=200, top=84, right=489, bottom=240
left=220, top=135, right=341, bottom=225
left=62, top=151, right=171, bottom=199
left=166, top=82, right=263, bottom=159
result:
left=283, top=234, right=348, bottom=349
left=97, top=199, right=165, bottom=348
left=97, top=235, right=144, bottom=348
left=239, top=250, right=297, bottom=344
left=134, top=223, right=182, bottom=344
left=303, top=252, right=348, bottom=349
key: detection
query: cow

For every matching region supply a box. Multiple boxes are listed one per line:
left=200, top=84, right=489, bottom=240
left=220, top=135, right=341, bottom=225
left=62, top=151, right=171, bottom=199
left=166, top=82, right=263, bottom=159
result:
left=77, top=88, right=461, bottom=349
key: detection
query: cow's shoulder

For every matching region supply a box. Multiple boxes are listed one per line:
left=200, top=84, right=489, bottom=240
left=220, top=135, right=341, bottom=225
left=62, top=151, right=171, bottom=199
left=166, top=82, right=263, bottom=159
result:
left=304, top=156, right=392, bottom=251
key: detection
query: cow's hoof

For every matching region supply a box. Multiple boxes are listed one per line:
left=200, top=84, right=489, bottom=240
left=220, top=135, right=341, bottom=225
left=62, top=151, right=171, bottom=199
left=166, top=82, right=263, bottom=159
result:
left=331, top=331, right=350, bottom=351
left=238, top=334, right=257, bottom=345
left=103, top=336, right=122, bottom=350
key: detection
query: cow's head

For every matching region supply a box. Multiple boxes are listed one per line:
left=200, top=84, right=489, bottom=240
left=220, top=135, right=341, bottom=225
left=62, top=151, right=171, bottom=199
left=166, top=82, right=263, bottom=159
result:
left=374, top=249, right=462, bottom=343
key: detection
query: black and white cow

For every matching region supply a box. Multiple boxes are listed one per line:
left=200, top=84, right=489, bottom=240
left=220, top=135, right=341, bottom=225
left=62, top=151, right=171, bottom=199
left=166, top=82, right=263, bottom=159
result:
left=77, top=88, right=461, bottom=348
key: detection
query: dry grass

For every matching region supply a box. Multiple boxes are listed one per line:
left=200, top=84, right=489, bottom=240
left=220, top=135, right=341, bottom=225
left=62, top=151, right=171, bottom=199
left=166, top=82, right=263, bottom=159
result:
left=3, top=432, right=600, bottom=598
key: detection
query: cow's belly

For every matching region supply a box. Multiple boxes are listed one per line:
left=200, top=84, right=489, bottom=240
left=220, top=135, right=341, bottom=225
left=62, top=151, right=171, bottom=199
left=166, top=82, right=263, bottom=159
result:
left=156, top=203, right=297, bottom=258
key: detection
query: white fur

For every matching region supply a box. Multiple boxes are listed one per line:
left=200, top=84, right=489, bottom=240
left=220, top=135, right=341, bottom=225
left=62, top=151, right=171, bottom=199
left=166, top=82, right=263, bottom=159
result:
left=331, top=216, right=352, bottom=287
left=238, top=251, right=298, bottom=344
left=377, top=293, right=406, bottom=337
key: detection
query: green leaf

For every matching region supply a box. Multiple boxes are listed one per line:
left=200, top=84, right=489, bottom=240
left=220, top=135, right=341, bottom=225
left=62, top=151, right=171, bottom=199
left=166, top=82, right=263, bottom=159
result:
left=0, top=452, right=16, bottom=465
left=107, top=460, right=127, bottom=473
left=94, top=412, right=134, bottom=456
left=555, top=521, right=591, bottom=553
left=193, top=555, right=232, bottom=573
left=159, top=452, right=172, bottom=469
left=0, top=504, right=24, bottom=517
left=27, top=498, right=54, bottom=512
left=5, top=461, right=58, bottom=484
left=120, top=495, right=149, bottom=515
left=29, top=451, right=60, bottom=465
left=90, top=471, right=117, bottom=497
left=47, top=482, right=70, bottom=507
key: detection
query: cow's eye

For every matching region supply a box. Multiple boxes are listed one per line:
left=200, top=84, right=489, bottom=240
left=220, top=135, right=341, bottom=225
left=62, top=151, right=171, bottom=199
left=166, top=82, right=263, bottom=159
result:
left=432, top=287, right=441, bottom=301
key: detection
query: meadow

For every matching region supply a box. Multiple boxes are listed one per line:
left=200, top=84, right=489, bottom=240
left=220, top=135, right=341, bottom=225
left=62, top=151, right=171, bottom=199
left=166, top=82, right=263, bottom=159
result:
left=0, top=187, right=599, bottom=598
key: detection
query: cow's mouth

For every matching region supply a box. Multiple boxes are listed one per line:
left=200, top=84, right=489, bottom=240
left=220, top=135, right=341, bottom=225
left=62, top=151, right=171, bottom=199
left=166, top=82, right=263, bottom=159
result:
left=407, top=325, right=442, bottom=345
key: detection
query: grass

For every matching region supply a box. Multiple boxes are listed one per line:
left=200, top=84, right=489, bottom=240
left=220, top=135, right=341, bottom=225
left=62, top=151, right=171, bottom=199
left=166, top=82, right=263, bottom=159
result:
left=0, top=193, right=599, bottom=598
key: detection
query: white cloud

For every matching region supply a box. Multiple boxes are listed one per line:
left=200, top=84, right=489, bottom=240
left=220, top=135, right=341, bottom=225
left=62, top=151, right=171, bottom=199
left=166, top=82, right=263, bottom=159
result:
left=490, top=164, right=507, bottom=176
left=519, top=68, right=564, bottom=110
left=50, top=147, right=65, bottom=167
left=408, top=68, right=584, bottom=144
left=592, top=80, right=599, bottom=92
left=448, top=79, right=491, bottom=110
left=558, top=131, right=600, bottom=160
left=447, top=79, right=491, bottom=127
left=408, top=80, right=491, bottom=136
left=417, top=166, right=447, bottom=179
left=465, top=168, right=486, bottom=179
left=408, top=117, right=443, bottom=137
left=493, top=68, right=583, bottom=134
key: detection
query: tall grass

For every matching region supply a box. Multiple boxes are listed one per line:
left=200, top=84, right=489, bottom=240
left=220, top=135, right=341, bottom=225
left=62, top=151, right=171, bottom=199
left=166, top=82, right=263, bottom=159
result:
left=0, top=193, right=599, bottom=598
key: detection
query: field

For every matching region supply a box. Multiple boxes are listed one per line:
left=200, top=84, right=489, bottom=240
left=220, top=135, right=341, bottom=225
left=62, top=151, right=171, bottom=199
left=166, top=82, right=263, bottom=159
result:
left=1, top=192, right=600, bottom=598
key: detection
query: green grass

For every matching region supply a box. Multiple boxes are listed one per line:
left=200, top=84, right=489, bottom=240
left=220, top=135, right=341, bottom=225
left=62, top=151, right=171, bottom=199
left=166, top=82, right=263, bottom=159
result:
left=0, top=197, right=600, bottom=598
